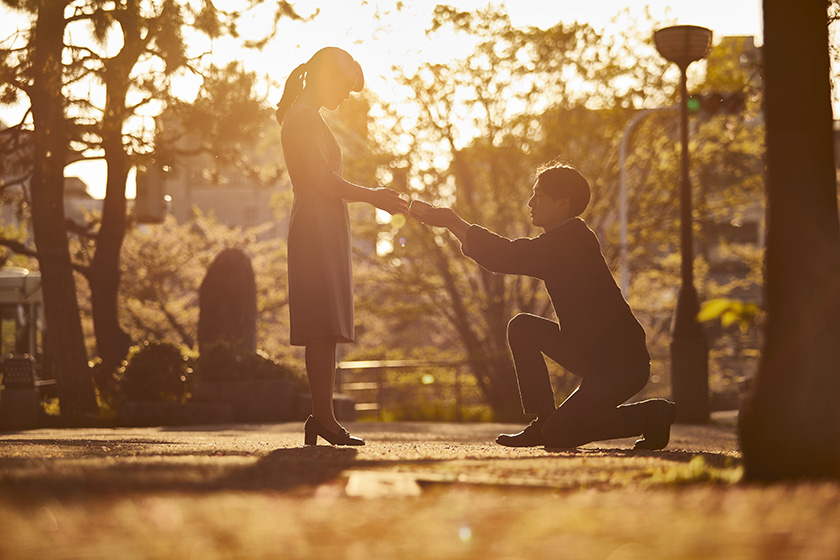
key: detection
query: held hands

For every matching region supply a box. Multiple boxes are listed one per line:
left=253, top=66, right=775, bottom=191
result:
left=367, top=191, right=461, bottom=232
left=408, top=199, right=454, bottom=228
left=366, top=189, right=454, bottom=228
left=370, top=187, right=409, bottom=215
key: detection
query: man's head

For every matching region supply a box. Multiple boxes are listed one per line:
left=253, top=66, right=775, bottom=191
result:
left=527, top=165, right=591, bottom=230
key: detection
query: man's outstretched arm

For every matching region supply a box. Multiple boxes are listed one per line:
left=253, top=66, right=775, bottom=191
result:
left=409, top=200, right=550, bottom=278
left=409, top=200, right=472, bottom=247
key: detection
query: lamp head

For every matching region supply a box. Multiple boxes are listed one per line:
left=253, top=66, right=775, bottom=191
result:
left=654, top=25, right=713, bottom=68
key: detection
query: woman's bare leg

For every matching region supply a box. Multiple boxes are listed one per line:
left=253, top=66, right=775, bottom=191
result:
left=305, top=337, right=342, bottom=432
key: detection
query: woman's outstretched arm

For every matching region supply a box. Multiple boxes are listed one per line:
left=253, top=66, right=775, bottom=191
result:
left=325, top=172, right=408, bottom=215
left=281, top=109, right=407, bottom=215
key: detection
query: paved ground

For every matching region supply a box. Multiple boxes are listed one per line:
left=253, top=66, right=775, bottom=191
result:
left=0, top=414, right=740, bottom=494
left=1, top=414, right=839, bottom=559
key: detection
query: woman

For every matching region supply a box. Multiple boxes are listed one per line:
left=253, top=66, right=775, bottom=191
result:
left=277, top=47, right=407, bottom=446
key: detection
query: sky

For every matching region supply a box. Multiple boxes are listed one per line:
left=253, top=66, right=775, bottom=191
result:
left=1, top=0, right=766, bottom=198
left=238, top=0, right=764, bottom=110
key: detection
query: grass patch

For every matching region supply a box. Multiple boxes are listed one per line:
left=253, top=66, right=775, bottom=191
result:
left=645, top=454, right=743, bottom=486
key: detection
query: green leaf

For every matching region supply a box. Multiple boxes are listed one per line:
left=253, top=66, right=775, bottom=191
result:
left=697, top=298, right=734, bottom=322
left=721, top=309, right=739, bottom=328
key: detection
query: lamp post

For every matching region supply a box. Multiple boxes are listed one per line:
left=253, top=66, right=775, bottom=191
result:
left=618, top=106, right=676, bottom=298
left=654, top=25, right=712, bottom=424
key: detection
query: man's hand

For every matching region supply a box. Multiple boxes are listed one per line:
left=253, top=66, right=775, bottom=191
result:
left=369, top=187, right=409, bottom=215
left=408, top=199, right=454, bottom=227
left=410, top=199, right=472, bottom=245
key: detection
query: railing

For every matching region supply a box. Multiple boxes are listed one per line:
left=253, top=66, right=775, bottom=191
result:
left=0, top=353, right=57, bottom=395
left=335, top=359, right=470, bottom=420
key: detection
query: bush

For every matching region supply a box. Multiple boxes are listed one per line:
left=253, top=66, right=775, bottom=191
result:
left=194, top=342, right=306, bottom=390
left=120, top=341, right=192, bottom=403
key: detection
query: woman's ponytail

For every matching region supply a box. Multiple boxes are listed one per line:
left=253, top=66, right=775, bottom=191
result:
left=275, top=63, right=307, bottom=126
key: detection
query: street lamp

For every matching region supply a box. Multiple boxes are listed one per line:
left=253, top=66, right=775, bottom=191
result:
left=654, top=25, right=712, bottom=424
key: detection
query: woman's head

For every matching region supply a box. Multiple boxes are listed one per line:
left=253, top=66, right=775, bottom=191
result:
left=313, top=47, right=364, bottom=93
left=276, top=47, right=364, bottom=124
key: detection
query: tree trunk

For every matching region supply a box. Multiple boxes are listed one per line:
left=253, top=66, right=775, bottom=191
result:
left=29, top=1, right=97, bottom=420
left=87, top=13, right=145, bottom=379
left=738, top=0, right=840, bottom=480
left=431, top=238, right=524, bottom=420
left=480, top=272, right=525, bottom=421
left=88, top=145, right=132, bottom=377
left=480, top=355, right=525, bottom=422
left=89, top=98, right=132, bottom=377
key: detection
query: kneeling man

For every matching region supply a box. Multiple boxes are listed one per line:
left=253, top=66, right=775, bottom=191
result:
left=410, top=164, right=675, bottom=450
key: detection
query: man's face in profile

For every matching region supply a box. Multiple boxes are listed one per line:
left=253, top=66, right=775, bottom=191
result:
left=528, top=180, right=570, bottom=230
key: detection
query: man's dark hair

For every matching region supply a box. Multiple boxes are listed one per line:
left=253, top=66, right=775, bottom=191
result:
left=537, top=164, right=591, bottom=216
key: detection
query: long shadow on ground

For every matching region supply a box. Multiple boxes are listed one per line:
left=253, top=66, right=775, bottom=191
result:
left=0, top=444, right=370, bottom=499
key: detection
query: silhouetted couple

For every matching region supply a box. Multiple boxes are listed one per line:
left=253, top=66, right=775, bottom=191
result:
left=277, top=46, right=676, bottom=450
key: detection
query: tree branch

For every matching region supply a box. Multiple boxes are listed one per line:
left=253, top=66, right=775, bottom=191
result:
left=126, top=95, right=154, bottom=113
left=65, top=45, right=104, bottom=63
left=0, top=108, right=32, bottom=132
left=66, top=218, right=100, bottom=240
left=0, top=239, right=89, bottom=277
left=158, top=301, right=195, bottom=348
left=0, top=171, right=33, bottom=190
left=0, top=237, right=37, bottom=259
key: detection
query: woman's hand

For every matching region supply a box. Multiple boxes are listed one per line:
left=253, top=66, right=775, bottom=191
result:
left=409, top=199, right=455, bottom=228
left=369, top=187, right=409, bottom=215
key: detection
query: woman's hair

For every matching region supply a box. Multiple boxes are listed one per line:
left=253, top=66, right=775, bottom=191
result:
left=275, top=47, right=364, bottom=125
left=537, top=163, right=591, bottom=216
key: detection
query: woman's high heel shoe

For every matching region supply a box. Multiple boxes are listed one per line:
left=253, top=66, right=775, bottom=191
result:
left=304, top=416, right=365, bottom=446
